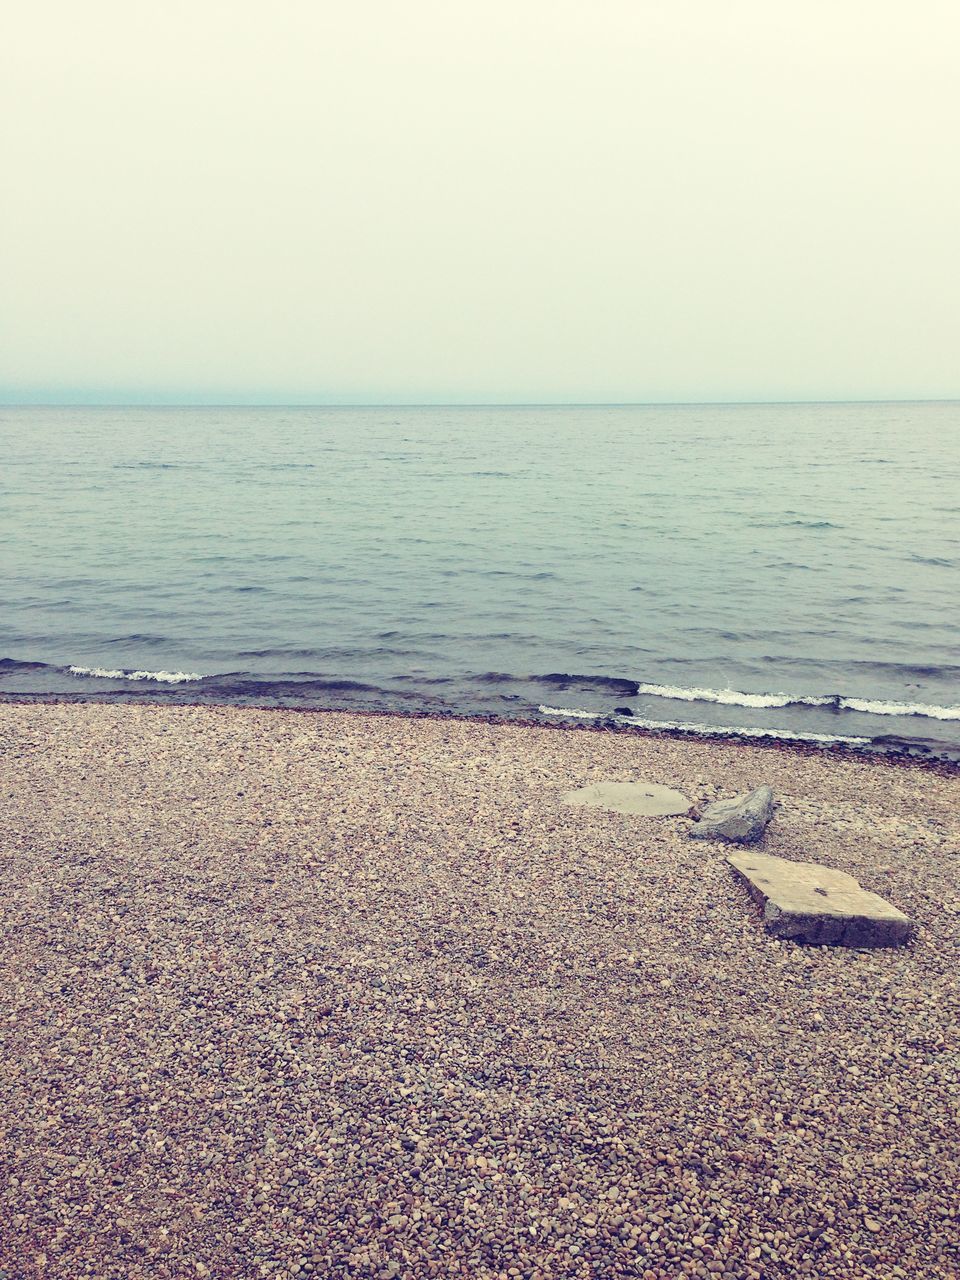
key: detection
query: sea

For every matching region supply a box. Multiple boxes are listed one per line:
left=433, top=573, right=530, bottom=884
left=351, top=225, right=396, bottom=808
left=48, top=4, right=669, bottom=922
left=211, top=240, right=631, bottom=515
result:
left=1, top=402, right=958, bottom=759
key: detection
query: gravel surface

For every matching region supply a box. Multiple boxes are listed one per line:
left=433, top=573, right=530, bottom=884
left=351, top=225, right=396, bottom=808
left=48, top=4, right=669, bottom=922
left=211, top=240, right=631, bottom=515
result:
left=1, top=703, right=958, bottom=1280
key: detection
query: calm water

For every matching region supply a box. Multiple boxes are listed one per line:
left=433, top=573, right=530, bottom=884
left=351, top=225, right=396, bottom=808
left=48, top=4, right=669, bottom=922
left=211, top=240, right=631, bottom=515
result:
left=2, top=403, right=958, bottom=757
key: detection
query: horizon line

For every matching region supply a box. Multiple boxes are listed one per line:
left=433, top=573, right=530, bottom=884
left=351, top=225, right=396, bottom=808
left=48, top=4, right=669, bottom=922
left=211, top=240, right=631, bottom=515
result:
left=3, top=396, right=959, bottom=409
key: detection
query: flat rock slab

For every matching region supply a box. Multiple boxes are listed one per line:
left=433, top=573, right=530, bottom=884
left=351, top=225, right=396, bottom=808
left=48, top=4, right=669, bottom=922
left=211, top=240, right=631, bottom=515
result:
left=690, top=784, right=774, bottom=843
left=563, top=781, right=690, bottom=817
left=728, top=851, right=913, bottom=947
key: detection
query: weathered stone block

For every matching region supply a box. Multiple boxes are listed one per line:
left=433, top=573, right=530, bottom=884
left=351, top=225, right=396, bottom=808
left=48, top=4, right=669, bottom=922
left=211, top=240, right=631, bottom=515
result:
left=728, top=850, right=913, bottom=947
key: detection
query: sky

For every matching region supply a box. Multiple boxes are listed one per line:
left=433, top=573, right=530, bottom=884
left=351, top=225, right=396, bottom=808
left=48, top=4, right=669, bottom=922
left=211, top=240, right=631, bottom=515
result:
left=2, top=1, right=959, bottom=405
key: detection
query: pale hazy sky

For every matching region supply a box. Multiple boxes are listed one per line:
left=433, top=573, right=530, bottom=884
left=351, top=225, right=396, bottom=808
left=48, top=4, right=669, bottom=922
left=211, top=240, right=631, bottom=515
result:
left=2, top=1, right=958, bottom=404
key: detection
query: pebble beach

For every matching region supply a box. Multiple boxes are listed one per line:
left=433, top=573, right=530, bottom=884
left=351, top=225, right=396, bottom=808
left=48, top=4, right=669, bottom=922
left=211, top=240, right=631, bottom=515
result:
left=1, top=702, right=958, bottom=1280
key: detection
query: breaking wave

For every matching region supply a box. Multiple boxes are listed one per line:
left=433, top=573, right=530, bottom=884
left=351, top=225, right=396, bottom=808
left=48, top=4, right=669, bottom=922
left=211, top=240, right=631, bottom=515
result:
left=838, top=696, right=960, bottom=721
left=635, top=682, right=960, bottom=721
left=68, top=666, right=203, bottom=684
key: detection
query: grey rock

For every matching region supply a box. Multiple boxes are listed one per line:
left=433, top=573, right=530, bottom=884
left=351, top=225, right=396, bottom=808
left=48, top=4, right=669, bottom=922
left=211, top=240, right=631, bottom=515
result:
left=727, top=850, right=914, bottom=947
left=689, top=784, right=774, bottom=843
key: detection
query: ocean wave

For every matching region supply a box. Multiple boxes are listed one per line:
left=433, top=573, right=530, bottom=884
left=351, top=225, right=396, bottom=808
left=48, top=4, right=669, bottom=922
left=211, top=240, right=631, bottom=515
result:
left=14, top=657, right=960, bottom=725
left=634, top=682, right=960, bottom=721
left=636, top=683, right=822, bottom=709
left=68, top=666, right=203, bottom=684
left=538, top=706, right=870, bottom=746
left=839, top=696, right=960, bottom=721
left=906, top=553, right=955, bottom=567
left=113, top=461, right=188, bottom=470
left=103, top=633, right=170, bottom=647
left=537, top=705, right=598, bottom=719
left=747, top=519, right=842, bottom=529
left=209, top=677, right=377, bottom=695
left=236, top=647, right=327, bottom=658
left=531, top=673, right=640, bottom=695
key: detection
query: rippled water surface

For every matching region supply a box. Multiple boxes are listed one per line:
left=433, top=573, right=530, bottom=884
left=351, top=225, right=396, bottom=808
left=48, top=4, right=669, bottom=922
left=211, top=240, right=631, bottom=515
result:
left=2, top=403, right=958, bottom=754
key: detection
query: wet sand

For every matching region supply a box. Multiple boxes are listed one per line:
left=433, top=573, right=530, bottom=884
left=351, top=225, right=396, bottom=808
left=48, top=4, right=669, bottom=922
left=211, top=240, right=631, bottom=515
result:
left=1, top=703, right=958, bottom=1279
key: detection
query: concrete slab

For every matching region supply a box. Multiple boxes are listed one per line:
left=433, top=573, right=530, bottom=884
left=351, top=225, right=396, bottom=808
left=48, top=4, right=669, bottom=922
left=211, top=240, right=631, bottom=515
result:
left=727, top=851, right=913, bottom=947
left=563, top=781, right=690, bottom=817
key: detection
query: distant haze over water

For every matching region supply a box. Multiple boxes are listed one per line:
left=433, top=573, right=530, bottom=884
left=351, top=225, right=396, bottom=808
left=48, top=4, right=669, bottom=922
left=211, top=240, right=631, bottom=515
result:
left=2, top=403, right=958, bottom=758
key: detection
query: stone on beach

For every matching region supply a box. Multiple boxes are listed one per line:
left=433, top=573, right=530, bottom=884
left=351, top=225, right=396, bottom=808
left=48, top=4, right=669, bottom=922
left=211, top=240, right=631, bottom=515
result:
left=728, top=850, right=914, bottom=946
left=562, top=779, right=690, bottom=816
left=689, top=783, right=774, bottom=843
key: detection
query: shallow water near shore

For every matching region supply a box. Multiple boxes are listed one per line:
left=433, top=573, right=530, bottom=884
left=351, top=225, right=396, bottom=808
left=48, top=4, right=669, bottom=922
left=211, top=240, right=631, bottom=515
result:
left=1, top=401, right=958, bottom=757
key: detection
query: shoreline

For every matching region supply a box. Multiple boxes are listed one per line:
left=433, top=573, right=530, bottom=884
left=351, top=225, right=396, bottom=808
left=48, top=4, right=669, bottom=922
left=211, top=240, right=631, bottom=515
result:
left=2, top=691, right=959, bottom=774
left=1, top=702, right=959, bottom=1277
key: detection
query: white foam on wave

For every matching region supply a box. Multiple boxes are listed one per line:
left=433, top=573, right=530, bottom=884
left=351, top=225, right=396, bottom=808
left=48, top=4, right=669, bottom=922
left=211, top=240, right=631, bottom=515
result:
left=840, top=696, right=960, bottom=721
left=68, top=666, right=203, bottom=684
left=637, top=682, right=820, bottom=709
left=538, top=705, right=870, bottom=746
left=635, top=682, right=959, bottom=720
